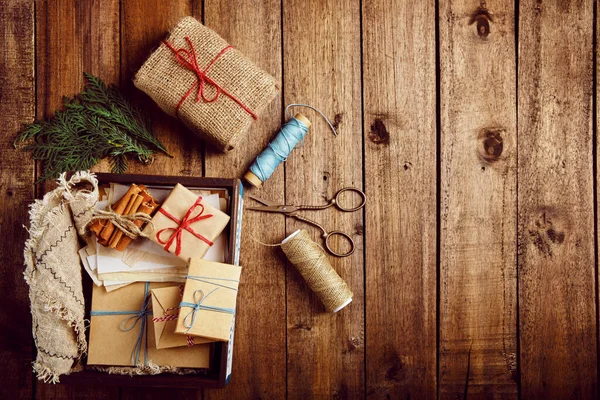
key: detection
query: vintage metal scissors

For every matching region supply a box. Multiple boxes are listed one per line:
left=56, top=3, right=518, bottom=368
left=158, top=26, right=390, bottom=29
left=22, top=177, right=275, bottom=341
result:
left=247, top=187, right=366, bottom=257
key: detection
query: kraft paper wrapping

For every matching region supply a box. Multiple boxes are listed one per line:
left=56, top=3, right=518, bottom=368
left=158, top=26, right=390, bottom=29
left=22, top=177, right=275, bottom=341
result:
left=143, top=184, right=230, bottom=262
left=87, top=282, right=210, bottom=368
left=151, top=286, right=213, bottom=349
left=176, top=259, right=242, bottom=342
left=99, top=268, right=188, bottom=283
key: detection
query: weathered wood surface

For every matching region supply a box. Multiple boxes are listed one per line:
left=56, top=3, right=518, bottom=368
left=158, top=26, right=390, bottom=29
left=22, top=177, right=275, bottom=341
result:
left=283, top=0, right=365, bottom=398
left=119, top=1, right=203, bottom=399
left=2, top=0, right=600, bottom=398
left=202, top=0, right=286, bottom=398
left=439, top=0, right=518, bottom=398
left=518, top=0, right=597, bottom=398
left=362, top=0, right=437, bottom=398
left=0, top=1, right=35, bottom=399
left=120, top=0, right=203, bottom=177
left=34, top=0, right=121, bottom=399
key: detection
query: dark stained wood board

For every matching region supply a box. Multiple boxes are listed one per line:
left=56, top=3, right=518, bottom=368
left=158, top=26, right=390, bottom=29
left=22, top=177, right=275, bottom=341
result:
left=283, top=0, right=365, bottom=398
left=34, top=0, right=121, bottom=398
left=518, top=0, right=597, bottom=398
left=2, top=0, right=600, bottom=398
left=362, top=0, right=437, bottom=398
left=439, top=0, right=518, bottom=397
left=201, top=0, right=287, bottom=398
left=118, top=2, right=203, bottom=398
left=0, top=1, right=35, bottom=399
left=120, top=0, right=203, bottom=178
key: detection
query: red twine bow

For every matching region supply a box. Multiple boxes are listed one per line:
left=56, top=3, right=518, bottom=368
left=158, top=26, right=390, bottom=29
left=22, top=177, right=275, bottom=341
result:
left=162, top=36, right=258, bottom=120
left=156, top=196, right=214, bottom=256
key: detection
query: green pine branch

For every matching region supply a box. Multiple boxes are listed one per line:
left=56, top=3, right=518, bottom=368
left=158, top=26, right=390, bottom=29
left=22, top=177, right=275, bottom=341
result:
left=15, top=73, right=170, bottom=182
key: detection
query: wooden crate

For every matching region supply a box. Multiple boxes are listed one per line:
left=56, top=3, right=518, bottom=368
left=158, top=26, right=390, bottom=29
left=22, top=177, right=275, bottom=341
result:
left=60, top=173, right=244, bottom=388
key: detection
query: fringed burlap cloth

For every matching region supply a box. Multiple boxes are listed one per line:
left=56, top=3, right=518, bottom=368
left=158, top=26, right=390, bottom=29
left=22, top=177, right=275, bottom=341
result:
left=134, top=16, right=279, bottom=152
left=23, top=171, right=98, bottom=383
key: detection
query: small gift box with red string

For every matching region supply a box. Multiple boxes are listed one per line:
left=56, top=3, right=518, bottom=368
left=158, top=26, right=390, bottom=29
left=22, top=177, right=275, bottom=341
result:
left=142, top=183, right=230, bottom=262
left=150, top=285, right=213, bottom=349
left=133, top=16, right=279, bottom=152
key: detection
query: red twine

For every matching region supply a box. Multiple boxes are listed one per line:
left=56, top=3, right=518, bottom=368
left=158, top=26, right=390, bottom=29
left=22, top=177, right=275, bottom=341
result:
left=162, top=36, right=258, bottom=119
left=152, top=291, right=195, bottom=346
left=156, top=196, right=214, bottom=256
left=152, top=313, right=178, bottom=323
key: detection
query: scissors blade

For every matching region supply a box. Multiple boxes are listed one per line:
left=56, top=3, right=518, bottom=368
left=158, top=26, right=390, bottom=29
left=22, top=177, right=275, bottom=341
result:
left=248, top=194, right=279, bottom=206
left=245, top=205, right=290, bottom=213
left=247, top=195, right=301, bottom=213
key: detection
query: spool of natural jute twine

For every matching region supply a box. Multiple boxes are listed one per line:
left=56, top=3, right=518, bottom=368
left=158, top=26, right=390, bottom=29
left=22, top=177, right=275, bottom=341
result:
left=281, top=229, right=353, bottom=313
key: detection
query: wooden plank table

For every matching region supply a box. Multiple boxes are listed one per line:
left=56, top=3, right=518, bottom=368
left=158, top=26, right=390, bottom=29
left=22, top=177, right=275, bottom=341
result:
left=1, top=0, right=598, bottom=398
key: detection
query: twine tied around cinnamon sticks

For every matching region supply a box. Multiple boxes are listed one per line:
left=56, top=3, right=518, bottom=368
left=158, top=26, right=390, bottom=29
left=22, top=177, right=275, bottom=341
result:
left=91, top=209, right=153, bottom=240
left=89, top=183, right=160, bottom=251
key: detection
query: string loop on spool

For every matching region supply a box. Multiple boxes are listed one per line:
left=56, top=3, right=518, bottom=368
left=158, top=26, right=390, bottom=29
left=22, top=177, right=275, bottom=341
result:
left=285, top=103, right=338, bottom=137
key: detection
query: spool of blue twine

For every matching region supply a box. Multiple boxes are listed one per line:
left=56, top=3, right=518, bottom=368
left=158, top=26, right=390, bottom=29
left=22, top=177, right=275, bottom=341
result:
left=245, top=113, right=311, bottom=188
left=245, top=103, right=339, bottom=188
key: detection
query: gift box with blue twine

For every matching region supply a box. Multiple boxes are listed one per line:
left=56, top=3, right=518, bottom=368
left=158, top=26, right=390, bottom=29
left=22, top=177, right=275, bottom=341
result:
left=90, top=282, right=152, bottom=366
left=87, top=281, right=212, bottom=369
left=175, top=259, right=242, bottom=342
left=179, top=276, right=239, bottom=333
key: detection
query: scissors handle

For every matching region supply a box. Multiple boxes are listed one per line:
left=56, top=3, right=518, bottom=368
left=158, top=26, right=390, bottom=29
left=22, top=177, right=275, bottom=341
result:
left=297, top=187, right=367, bottom=213
left=333, top=187, right=366, bottom=212
left=291, top=214, right=355, bottom=257
left=324, top=231, right=355, bottom=257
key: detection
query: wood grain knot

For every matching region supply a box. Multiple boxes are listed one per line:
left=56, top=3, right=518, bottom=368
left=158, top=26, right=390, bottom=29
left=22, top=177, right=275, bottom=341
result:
left=403, top=162, right=412, bottom=171
left=477, top=127, right=505, bottom=163
left=369, top=119, right=390, bottom=145
left=528, top=210, right=566, bottom=257
left=354, top=223, right=364, bottom=235
left=469, top=7, right=493, bottom=38
left=347, top=336, right=362, bottom=352
left=332, top=112, right=343, bottom=130
left=348, top=337, right=361, bottom=349
left=384, top=353, right=406, bottom=382
left=291, top=323, right=312, bottom=331
left=332, top=384, right=349, bottom=400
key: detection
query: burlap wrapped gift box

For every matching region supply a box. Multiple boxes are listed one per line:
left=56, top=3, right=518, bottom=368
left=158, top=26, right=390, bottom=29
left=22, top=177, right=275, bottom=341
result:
left=134, top=16, right=279, bottom=151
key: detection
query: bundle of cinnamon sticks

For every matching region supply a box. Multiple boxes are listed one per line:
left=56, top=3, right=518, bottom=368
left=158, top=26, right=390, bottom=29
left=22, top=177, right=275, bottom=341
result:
left=90, top=184, right=160, bottom=251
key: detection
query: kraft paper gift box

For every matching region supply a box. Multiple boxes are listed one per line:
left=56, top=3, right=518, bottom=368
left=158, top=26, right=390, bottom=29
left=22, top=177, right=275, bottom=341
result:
left=87, top=282, right=210, bottom=368
left=151, top=286, right=213, bottom=349
left=134, top=16, right=279, bottom=152
left=143, top=183, right=230, bottom=262
left=176, top=259, right=242, bottom=342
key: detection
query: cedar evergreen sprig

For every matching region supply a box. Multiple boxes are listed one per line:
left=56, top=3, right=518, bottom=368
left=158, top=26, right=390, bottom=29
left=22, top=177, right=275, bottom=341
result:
left=14, top=73, right=170, bottom=182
